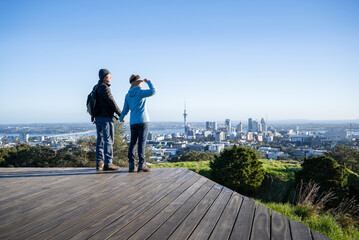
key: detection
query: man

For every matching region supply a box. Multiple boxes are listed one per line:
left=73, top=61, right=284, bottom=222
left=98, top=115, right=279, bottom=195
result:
left=93, top=69, right=122, bottom=171
left=120, top=74, right=156, bottom=172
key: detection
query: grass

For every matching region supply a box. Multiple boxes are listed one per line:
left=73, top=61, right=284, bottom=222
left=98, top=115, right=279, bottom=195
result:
left=257, top=200, right=359, bottom=240
left=154, top=161, right=211, bottom=178
left=260, top=159, right=301, bottom=181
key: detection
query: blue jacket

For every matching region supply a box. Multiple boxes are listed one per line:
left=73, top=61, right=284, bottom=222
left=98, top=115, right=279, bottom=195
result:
left=119, top=81, right=156, bottom=125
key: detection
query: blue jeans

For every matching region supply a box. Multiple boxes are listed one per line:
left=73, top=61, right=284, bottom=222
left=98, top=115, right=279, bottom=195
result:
left=129, top=122, right=149, bottom=166
left=95, top=117, right=114, bottom=166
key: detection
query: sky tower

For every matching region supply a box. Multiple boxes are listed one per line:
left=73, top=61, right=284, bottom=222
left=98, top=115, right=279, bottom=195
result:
left=183, top=101, right=188, bottom=138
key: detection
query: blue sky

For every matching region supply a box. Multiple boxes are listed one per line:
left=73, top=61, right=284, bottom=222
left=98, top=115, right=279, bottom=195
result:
left=0, top=0, right=358, bottom=124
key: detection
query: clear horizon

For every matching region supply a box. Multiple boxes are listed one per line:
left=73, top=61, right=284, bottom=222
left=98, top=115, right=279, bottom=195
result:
left=1, top=0, right=358, bottom=124
left=1, top=118, right=359, bottom=126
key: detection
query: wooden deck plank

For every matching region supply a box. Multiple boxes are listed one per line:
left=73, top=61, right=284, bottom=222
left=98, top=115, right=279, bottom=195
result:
left=0, top=174, right=80, bottom=202
left=0, top=169, right=114, bottom=204
left=167, top=183, right=223, bottom=240
left=271, top=210, right=291, bottom=240
left=311, top=229, right=332, bottom=240
left=106, top=175, right=209, bottom=240
left=208, top=191, right=242, bottom=240
left=0, top=173, right=117, bottom=226
left=128, top=180, right=215, bottom=240
left=0, top=169, right=158, bottom=239
left=229, top=196, right=256, bottom=240
left=250, top=203, right=271, bottom=240
left=0, top=168, right=101, bottom=198
left=0, top=172, right=115, bottom=210
left=64, top=170, right=197, bottom=240
left=22, top=168, right=185, bottom=240
left=290, top=218, right=312, bottom=240
left=187, top=186, right=233, bottom=240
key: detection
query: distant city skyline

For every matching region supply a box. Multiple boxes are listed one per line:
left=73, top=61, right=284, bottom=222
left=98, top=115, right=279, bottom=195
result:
left=1, top=0, right=358, bottom=124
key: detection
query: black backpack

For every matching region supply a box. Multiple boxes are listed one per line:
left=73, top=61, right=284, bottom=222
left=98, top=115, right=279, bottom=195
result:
left=86, top=84, right=100, bottom=117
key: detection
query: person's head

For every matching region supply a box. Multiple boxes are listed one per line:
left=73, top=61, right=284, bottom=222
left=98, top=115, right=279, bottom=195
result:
left=99, top=69, right=111, bottom=83
left=129, top=74, right=143, bottom=88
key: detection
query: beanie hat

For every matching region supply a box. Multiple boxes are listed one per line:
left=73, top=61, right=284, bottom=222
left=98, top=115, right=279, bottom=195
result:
left=99, top=69, right=111, bottom=80
left=129, top=74, right=141, bottom=83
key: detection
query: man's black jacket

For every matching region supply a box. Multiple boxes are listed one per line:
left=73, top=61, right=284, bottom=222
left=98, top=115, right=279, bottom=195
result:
left=94, top=80, right=121, bottom=118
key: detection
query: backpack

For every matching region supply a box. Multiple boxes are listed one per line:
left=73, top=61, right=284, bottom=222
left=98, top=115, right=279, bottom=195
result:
left=86, top=84, right=100, bottom=117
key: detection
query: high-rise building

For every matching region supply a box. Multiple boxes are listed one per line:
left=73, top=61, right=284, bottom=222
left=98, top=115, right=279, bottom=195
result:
left=248, top=118, right=253, bottom=132
left=147, top=132, right=154, bottom=141
left=252, top=120, right=259, bottom=132
left=225, top=119, right=231, bottom=132
left=215, top=132, right=226, bottom=142
left=237, top=122, right=243, bottom=133
left=20, top=133, right=29, bottom=143
left=206, top=121, right=211, bottom=131
left=206, top=121, right=217, bottom=131
left=261, top=118, right=267, bottom=132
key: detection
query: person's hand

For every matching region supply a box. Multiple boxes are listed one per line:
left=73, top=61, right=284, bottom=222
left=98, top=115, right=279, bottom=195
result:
left=143, top=78, right=149, bottom=83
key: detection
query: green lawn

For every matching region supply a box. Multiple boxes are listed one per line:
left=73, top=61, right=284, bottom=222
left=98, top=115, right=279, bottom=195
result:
left=154, top=161, right=211, bottom=178
left=260, top=159, right=301, bottom=181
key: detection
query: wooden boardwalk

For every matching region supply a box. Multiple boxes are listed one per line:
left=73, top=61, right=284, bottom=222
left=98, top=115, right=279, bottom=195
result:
left=0, top=167, right=331, bottom=240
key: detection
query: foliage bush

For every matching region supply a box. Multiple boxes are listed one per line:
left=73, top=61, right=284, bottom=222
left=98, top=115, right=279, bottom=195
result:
left=209, top=145, right=265, bottom=195
left=327, top=144, right=359, bottom=174
left=295, top=155, right=349, bottom=206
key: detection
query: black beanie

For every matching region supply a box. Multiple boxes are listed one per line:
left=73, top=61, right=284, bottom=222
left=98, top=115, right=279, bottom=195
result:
left=99, top=69, right=111, bottom=80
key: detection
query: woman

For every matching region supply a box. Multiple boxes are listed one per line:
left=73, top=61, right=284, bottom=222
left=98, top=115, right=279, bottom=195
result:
left=120, top=74, right=156, bottom=172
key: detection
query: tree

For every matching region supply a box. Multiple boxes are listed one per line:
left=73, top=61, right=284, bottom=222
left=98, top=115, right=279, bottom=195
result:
left=326, top=145, right=359, bottom=174
left=295, top=155, right=349, bottom=206
left=113, top=120, right=129, bottom=167
left=209, top=145, right=265, bottom=196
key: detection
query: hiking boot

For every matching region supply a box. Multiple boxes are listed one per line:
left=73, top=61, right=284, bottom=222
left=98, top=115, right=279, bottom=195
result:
left=137, top=164, right=151, bottom=172
left=96, top=161, right=104, bottom=171
left=103, top=164, right=119, bottom=171
left=129, top=163, right=137, bottom=173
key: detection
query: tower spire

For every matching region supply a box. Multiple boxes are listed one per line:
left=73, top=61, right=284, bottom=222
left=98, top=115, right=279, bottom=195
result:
left=183, top=100, right=188, bottom=138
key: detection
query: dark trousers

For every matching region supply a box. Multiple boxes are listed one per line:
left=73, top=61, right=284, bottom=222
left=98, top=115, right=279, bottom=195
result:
left=95, top=117, right=114, bottom=166
left=128, top=122, right=149, bottom=166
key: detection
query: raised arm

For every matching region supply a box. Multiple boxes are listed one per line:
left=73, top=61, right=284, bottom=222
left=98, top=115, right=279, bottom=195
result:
left=139, top=79, right=156, bottom=98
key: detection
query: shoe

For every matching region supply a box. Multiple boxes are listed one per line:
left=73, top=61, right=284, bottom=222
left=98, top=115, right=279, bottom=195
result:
left=103, top=164, right=119, bottom=171
left=137, top=164, right=151, bottom=172
left=129, top=163, right=137, bottom=172
left=96, top=161, right=104, bottom=171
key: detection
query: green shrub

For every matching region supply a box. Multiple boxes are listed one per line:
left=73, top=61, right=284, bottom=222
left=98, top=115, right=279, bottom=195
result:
left=295, top=156, right=349, bottom=206
left=209, top=145, right=265, bottom=195
left=348, top=170, right=359, bottom=199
